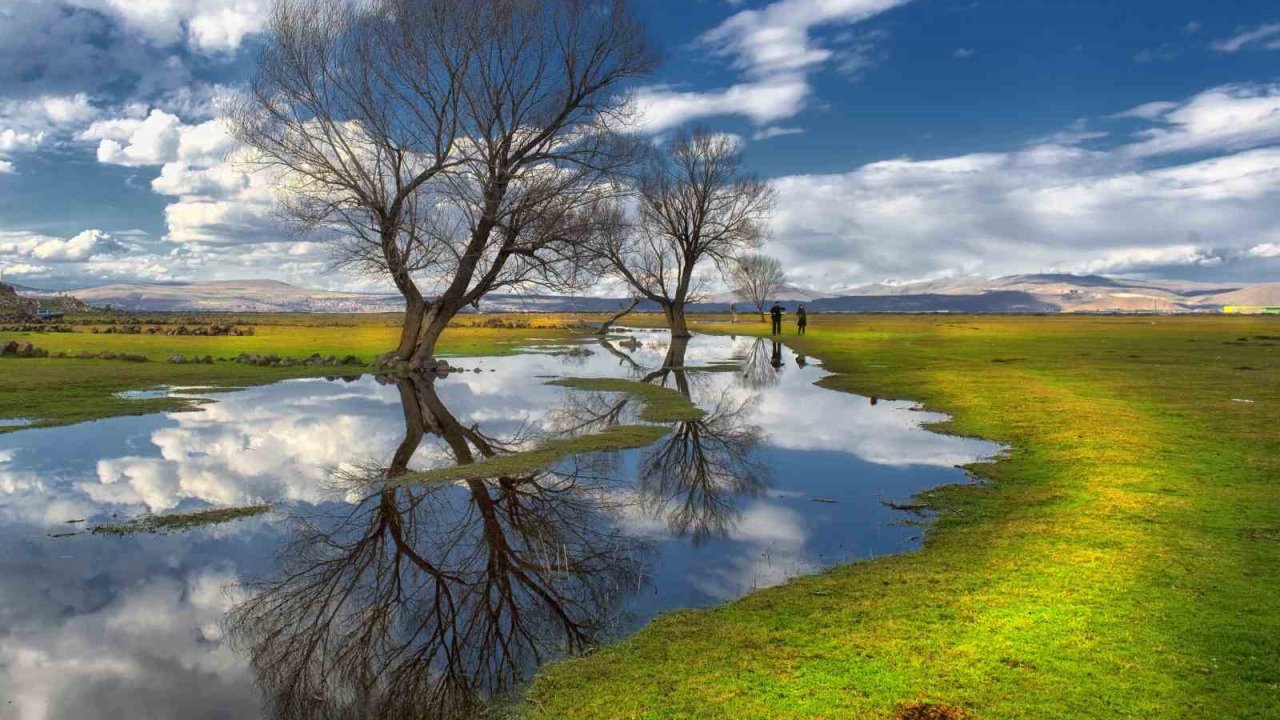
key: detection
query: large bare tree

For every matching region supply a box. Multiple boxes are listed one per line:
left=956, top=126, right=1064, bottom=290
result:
left=595, top=128, right=775, bottom=337
left=231, top=0, right=653, bottom=369
left=729, top=252, right=786, bottom=322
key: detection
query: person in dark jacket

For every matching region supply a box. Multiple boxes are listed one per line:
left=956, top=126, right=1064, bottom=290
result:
left=769, top=302, right=784, bottom=335
left=796, top=304, right=807, bottom=335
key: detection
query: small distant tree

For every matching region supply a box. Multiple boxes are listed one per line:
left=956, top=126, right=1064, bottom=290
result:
left=595, top=127, right=774, bottom=337
left=729, top=253, right=784, bottom=321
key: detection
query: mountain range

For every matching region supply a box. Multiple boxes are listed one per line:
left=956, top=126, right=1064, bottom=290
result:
left=13, top=275, right=1280, bottom=314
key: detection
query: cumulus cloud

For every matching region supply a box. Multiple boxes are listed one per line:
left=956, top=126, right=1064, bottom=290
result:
left=752, top=126, right=806, bottom=141
left=0, top=229, right=127, bottom=264
left=0, top=93, right=99, bottom=168
left=755, top=82, right=1280, bottom=289
left=63, top=0, right=271, bottom=53
left=635, top=0, right=910, bottom=130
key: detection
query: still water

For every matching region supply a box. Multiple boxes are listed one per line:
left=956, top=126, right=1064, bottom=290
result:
left=0, top=330, right=998, bottom=719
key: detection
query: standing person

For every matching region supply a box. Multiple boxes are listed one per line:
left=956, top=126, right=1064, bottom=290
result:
left=769, top=301, right=784, bottom=336
left=796, top=303, right=807, bottom=335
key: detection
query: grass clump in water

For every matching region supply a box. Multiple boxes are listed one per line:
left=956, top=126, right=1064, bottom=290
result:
left=92, top=504, right=271, bottom=535
left=395, top=424, right=670, bottom=485
left=547, top=377, right=704, bottom=422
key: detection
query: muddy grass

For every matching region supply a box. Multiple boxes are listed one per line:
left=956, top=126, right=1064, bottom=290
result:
left=91, top=504, right=271, bottom=535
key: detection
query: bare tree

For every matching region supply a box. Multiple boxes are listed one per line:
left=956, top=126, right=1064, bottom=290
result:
left=595, top=127, right=775, bottom=337
left=232, top=0, right=654, bottom=369
left=729, top=253, right=785, bottom=322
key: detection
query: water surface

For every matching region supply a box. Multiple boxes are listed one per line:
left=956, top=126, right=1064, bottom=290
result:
left=0, top=330, right=998, bottom=719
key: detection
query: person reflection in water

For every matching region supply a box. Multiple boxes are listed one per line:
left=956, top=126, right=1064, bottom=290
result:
left=769, top=301, right=784, bottom=335
left=770, top=339, right=783, bottom=370
left=226, top=373, right=645, bottom=720
left=796, top=303, right=807, bottom=335
left=796, top=354, right=807, bottom=368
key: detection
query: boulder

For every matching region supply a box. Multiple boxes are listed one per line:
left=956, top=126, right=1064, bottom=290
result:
left=167, top=354, right=187, bottom=364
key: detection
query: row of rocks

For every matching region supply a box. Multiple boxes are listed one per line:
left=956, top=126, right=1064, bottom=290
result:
left=168, top=354, right=215, bottom=364
left=0, top=324, right=74, bottom=333
left=1, top=340, right=48, bottom=358
left=69, top=350, right=147, bottom=362
left=232, top=353, right=365, bottom=368
left=95, top=324, right=254, bottom=336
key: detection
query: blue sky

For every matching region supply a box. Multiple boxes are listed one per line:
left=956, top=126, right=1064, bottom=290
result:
left=2, top=0, right=1280, bottom=292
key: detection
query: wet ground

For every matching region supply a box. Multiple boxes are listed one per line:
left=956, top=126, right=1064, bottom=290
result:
left=0, top=329, right=998, bottom=719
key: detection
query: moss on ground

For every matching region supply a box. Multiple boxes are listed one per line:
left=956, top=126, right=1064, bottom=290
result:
left=92, top=504, right=271, bottom=535
left=524, top=314, right=1280, bottom=719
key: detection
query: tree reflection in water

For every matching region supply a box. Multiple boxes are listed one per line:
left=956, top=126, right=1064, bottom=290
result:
left=229, top=334, right=773, bottom=717
left=636, top=336, right=769, bottom=546
left=227, top=374, right=644, bottom=720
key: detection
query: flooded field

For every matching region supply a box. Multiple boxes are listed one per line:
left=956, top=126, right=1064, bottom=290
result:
left=0, top=329, right=998, bottom=718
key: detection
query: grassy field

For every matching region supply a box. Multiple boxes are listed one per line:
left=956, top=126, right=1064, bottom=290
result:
left=5, top=312, right=1277, bottom=718
left=0, top=313, right=589, bottom=430
left=524, top=314, right=1280, bottom=719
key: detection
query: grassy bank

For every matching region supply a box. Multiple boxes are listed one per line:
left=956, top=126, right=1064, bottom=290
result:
left=525, top=314, right=1280, bottom=719
left=0, top=313, right=592, bottom=431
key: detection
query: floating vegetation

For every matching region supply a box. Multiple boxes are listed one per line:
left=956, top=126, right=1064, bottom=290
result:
left=91, top=504, right=271, bottom=536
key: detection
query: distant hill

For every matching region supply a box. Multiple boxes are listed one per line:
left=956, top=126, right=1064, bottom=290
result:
left=9, top=274, right=1278, bottom=314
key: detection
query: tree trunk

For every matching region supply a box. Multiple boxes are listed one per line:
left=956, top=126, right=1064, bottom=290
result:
left=597, top=298, right=641, bottom=335
left=409, top=303, right=458, bottom=369
left=395, top=296, right=427, bottom=361
left=664, top=303, right=691, bottom=337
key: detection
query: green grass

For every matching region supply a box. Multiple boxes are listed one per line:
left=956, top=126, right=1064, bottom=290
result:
left=524, top=314, right=1280, bottom=719
left=548, top=377, right=706, bottom=422
left=396, top=425, right=671, bottom=485
left=0, top=313, right=590, bottom=431
left=91, top=504, right=271, bottom=535
left=398, top=377, right=704, bottom=484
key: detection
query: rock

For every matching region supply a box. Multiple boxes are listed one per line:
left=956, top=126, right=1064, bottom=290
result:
left=1, top=340, right=17, bottom=355
left=340, top=355, right=362, bottom=366
left=15, top=342, right=35, bottom=357
left=202, top=355, right=213, bottom=364
left=167, top=354, right=186, bottom=364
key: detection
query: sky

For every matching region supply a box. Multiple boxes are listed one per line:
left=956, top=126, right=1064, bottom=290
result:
left=1, top=0, right=1279, bottom=293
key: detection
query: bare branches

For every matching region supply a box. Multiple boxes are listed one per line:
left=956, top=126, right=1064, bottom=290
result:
left=232, top=0, right=655, bottom=365
left=594, top=126, right=775, bottom=336
left=729, top=253, right=786, bottom=320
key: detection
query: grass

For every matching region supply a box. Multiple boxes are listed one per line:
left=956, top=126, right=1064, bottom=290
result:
left=524, top=314, right=1280, bottom=719
left=0, top=313, right=591, bottom=431
left=396, top=425, right=671, bottom=485
left=397, top=377, right=703, bottom=484
left=91, top=504, right=271, bottom=535
left=7, top=310, right=1278, bottom=717
left=548, top=377, right=706, bottom=422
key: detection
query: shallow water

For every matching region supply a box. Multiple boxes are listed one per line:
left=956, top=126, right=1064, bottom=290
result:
left=0, top=329, right=998, bottom=719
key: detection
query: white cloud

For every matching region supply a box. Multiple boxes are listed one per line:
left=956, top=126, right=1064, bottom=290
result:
left=765, top=144, right=1280, bottom=291
left=952, top=47, right=975, bottom=59
left=0, top=229, right=127, bottom=264
left=63, top=0, right=270, bottom=53
left=752, top=126, right=806, bottom=141
left=1122, top=83, right=1280, bottom=157
left=0, top=159, right=12, bottom=174
left=635, top=0, right=910, bottom=130
left=1249, top=243, right=1280, bottom=258
left=82, top=109, right=235, bottom=167
left=1210, top=23, right=1280, bottom=53
left=0, top=93, right=99, bottom=168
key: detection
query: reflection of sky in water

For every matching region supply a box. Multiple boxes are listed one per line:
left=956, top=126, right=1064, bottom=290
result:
left=0, top=329, right=998, bottom=719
